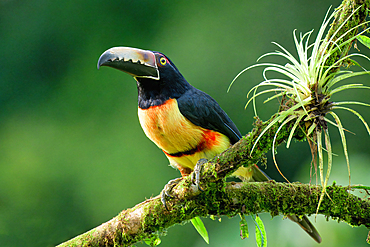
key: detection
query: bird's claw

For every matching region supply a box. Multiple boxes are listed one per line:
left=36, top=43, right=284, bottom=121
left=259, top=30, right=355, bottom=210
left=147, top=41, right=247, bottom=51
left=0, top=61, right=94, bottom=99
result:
left=192, top=158, right=208, bottom=192
left=161, top=177, right=182, bottom=210
left=161, top=159, right=208, bottom=210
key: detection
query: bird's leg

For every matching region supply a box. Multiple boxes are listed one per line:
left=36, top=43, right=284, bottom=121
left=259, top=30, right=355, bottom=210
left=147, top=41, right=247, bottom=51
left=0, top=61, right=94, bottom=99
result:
left=161, top=161, right=207, bottom=210
left=161, top=177, right=182, bottom=210
left=192, top=158, right=208, bottom=192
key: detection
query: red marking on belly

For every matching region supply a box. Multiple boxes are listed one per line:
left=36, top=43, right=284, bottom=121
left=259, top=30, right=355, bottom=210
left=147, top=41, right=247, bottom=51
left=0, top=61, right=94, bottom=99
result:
left=164, top=129, right=222, bottom=157
left=202, top=130, right=220, bottom=147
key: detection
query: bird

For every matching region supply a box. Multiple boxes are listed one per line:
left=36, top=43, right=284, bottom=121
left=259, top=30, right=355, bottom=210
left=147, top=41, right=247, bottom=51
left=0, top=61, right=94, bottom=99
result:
left=97, top=46, right=322, bottom=243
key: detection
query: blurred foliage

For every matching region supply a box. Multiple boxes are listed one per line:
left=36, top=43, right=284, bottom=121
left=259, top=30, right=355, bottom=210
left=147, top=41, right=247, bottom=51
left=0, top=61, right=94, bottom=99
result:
left=0, top=0, right=369, bottom=246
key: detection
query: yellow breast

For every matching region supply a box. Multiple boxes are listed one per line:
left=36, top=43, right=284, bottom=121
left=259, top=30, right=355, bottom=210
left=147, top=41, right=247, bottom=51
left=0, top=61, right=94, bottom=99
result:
left=138, top=99, right=203, bottom=154
left=138, top=98, right=231, bottom=170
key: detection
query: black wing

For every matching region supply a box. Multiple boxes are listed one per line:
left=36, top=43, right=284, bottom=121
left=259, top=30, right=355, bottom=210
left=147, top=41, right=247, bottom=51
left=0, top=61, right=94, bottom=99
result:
left=177, top=87, right=242, bottom=144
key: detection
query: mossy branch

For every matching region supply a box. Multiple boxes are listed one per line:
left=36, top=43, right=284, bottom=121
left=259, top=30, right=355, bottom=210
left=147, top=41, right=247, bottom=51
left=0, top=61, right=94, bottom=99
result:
left=322, top=0, right=370, bottom=70
left=57, top=1, right=370, bottom=246
left=56, top=179, right=370, bottom=246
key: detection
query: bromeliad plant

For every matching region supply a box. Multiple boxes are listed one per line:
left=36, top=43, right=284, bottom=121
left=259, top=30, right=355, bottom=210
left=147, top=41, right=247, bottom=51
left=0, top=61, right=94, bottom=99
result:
left=230, top=7, right=370, bottom=211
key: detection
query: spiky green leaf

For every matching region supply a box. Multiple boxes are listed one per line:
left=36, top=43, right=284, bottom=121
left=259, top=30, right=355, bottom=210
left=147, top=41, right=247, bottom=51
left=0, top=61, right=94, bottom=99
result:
left=254, top=215, right=267, bottom=247
left=333, top=106, right=370, bottom=135
left=286, top=114, right=304, bottom=148
left=328, top=112, right=351, bottom=185
left=317, top=130, right=324, bottom=187
left=357, top=35, right=370, bottom=49
left=191, top=217, right=209, bottom=244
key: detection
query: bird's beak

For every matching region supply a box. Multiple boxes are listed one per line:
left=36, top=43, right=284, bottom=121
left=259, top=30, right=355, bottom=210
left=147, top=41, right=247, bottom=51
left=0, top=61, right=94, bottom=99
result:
left=97, top=47, right=160, bottom=80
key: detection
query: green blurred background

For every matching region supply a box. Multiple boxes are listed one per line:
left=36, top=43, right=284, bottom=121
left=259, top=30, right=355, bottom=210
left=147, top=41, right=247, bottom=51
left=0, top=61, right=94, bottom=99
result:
left=1, top=0, right=369, bottom=246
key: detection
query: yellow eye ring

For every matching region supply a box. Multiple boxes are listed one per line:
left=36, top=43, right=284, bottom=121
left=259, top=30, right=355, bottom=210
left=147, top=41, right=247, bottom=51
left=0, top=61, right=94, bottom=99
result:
left=159, top=57, right=167, bottom=66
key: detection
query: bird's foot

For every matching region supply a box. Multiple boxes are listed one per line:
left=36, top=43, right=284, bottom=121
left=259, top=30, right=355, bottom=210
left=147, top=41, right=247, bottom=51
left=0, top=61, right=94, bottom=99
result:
left=161, top=177, right=182, bottom=210
left=191, top=158, right=208, bottom=192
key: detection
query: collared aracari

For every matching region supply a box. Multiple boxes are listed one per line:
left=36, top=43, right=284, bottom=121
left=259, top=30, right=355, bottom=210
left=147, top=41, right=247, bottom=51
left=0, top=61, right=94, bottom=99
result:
left=97, top=47, right=322, bottom=243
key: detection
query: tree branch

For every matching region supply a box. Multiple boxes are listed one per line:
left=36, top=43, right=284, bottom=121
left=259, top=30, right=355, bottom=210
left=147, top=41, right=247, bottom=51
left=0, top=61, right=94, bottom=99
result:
left=57, top=1, right=370, bottom=246
left=57, top=180, right=370, bottom=247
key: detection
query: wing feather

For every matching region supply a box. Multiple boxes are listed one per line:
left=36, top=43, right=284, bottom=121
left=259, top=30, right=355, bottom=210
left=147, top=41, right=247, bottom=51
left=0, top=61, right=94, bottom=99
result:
left=177, top=87, right=242, bottom=144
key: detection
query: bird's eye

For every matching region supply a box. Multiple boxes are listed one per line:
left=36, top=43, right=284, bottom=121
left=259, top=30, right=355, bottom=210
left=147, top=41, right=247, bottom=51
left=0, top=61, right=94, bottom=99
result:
left=159, top=57, right=167, bottom=66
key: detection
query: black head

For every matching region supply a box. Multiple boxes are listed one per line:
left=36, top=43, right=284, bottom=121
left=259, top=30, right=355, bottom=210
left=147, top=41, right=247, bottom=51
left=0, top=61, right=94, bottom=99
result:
left=98, top=47, right=191, bottom=108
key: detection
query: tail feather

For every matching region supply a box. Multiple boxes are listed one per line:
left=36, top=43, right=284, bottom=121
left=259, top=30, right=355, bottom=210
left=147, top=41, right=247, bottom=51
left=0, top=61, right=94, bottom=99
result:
left=288, top=215, right=322, bottom=243
left=251, top=165, right=271, bottom=182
